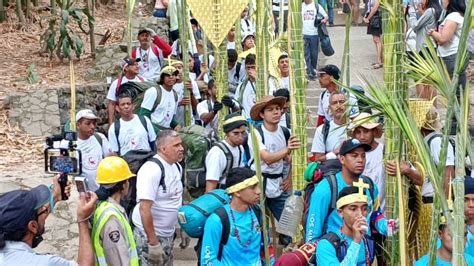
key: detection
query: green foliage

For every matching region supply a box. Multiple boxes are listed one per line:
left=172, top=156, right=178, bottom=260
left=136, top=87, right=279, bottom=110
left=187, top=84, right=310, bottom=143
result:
left=27, top=64, right=40, bottom=84
left=43, top=0, right=94, bottom=60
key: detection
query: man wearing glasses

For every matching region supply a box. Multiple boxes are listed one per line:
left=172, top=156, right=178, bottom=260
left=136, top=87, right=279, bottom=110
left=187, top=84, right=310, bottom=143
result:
left=0, top=176, right=98, bottom=265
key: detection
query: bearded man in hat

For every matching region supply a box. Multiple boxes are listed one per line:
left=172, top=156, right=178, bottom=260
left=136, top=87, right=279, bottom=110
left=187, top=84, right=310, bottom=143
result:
left=248, top=95, right=301, bottom=245
left=205, top=113, right=247, bottom=193
left=139, top=66, right=181, bottom=132
left=107, top=56, right=145, bottom=126
left=132, top=28, right=172, bottom=81
left=0, top=176, right=97, bottom=265
left=316, top=186, right=375, bottom=265
left=201, top=167, right=263, bottom=265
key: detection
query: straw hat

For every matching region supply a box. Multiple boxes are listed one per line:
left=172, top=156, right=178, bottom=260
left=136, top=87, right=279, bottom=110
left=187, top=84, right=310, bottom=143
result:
left=348, top=112, right=383, bottom=138
left=250, top=95, right=287, bottom=121
left=421, top=107, right=442, bottom=131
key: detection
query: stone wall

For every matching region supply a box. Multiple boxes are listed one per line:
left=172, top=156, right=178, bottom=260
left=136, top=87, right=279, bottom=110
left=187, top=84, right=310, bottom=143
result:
left=7, top=83, right=110, bottom=136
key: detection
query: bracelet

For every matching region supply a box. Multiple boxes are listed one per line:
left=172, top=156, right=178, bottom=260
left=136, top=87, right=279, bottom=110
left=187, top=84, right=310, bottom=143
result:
left=77, top=213, right=93, bottom=224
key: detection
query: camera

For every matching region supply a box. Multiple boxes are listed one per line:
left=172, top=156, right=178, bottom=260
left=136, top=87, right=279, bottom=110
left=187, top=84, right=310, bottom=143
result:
left=74, top=176, right=89, bottom=193
left=44, top=131, right=82, bottom=175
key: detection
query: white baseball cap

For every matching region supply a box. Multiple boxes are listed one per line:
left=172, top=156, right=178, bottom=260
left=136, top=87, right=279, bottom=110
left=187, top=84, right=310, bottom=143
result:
left=76, top=109, right=98, bottom=122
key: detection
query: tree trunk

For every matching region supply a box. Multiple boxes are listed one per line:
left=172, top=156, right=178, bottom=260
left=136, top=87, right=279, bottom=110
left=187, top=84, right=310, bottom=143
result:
left=16, top=0, right=26, bottom=25
left=87, top=0, right=96, bottom=58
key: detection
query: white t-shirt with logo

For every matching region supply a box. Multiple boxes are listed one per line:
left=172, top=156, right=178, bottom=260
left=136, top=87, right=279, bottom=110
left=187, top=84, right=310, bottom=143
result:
left=363, top=143, right=385, bottom=211
left=108, top=115, right=157, bottom=155
left=106, top=76, right=144, bottom=102
left=234, top=80, right=257, bottom=120
left=141, top=86, right=178, bottom=129
left=228, top=63, right=246, bottom=97
left=135, top=47, right=163, bottom=81
left=205, top=140, right=244, bottom=185
left=173, top=80, right=201, bottom=124
left=310, top=120, right=347, bottom=153
left=197, top=100, right=218, bottom=131
left=268, top=76, right=290, bottom=95
left=132, top=154, right=183, bottom=237
left=317, top=89, right=360, bottom=121
left=302, top=2, right=326, bottom=36
left=422, top=133, right=455, bottom=197
left=60, top=133, right=111, bottom=191
left=248, top=126, right=287, bottom=198
left=438, top=12, right=464, bottom=57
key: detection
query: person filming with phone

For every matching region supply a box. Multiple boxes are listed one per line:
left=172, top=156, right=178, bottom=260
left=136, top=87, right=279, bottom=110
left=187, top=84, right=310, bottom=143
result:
left=91, top=156, right=139, bottom=265
left=0, top=175, right=98, bottom=265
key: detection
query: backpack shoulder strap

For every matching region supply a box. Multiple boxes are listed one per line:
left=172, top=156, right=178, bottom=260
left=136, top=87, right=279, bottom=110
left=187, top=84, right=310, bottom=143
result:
left=320, top=232, right=342, bottom=260
left=114, top=119, right=121, bottom=155
left=214, top=142, right=234, bottom=179
left=325, top=174, right=338, bottom=217
left=147, top=157, right=166, bottom=191
left=93, top=133, right=104, bottom=158
left=152, top=86, right=163, bottom=113
left=138, top=76, right=145, bottom=82
left=151, top=46, right=162, bottom=65
left=250, top=205, right=262, bottom=225
left=131, top=48, right=137, bottom=59
left=138, top=115, right=149, bottom=135
left=322, top=120, right=331, bottom=146
left=115, top=77, right=123, bottom=97
left=256, top=124, right=265, bottom=145
left=361, top=175, right=375, bottom=201
left=235, top=62, right=242, bottom=80
left=238, top=79, right=249, bottom=104
left=426, top=133, right=442, bottom=147
left=280, top=126, right=291, bottom=145
left=215, top=207, right=230, bottom=261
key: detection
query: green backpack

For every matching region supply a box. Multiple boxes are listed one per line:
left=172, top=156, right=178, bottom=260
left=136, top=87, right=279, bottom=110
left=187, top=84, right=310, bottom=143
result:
left=179, top=125, right=233, bottom=198
left=117, top=81, right=178, bottom=113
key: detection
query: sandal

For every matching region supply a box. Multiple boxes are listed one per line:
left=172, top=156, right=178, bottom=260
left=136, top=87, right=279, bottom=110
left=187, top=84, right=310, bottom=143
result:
left=372, top=63, right=383, bottom=69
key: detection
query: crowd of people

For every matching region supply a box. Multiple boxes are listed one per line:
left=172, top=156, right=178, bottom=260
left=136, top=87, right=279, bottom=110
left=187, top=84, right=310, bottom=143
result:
left=0, top=0, right=473, bottom=265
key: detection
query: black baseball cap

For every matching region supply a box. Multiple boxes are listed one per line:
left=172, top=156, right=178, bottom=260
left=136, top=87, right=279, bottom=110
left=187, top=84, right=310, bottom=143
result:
left=317, top=64, right=341, bottom=80
left=0, top=185, right=51, bottom=233
left=339, top=138, right=371, bottom=156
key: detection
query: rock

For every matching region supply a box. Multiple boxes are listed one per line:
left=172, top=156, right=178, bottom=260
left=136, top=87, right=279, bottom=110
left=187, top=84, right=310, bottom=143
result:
left=22, top=122, right=43, bottom=136
left=0, top=182, right=21, bottom=194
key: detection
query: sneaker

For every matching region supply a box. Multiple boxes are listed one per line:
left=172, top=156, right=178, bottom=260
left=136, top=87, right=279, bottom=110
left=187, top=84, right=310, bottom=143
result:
left=329, top=22, right=335, bottom=27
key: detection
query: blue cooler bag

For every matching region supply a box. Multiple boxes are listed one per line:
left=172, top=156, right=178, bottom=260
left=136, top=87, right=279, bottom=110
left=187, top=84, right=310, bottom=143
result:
left=178, top=189, right=230, bottom=238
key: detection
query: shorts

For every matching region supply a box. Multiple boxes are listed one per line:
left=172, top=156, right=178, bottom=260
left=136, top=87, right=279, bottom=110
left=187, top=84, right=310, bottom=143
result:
left=133, top=228, right=175, bottom=266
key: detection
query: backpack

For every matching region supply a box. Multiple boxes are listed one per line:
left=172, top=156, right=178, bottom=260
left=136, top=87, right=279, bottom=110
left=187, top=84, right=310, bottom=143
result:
left=302, top=170, right=375, bottom=235
left=113, top=115, right=151, bottom=155
left=244, top=124, right=291, bottom=167
left=237, top=79, right=256, bottom=107
left=426, top=133, right=456, bottom=154
left=116, top=81, right=178, bottom=114
left=122, top=154, right=182, bottom=217
left=115, top=76, right=145, bottom=97
left=234, top=62, right=242, bottom=81
left=178, top=125, right=234, bottom=198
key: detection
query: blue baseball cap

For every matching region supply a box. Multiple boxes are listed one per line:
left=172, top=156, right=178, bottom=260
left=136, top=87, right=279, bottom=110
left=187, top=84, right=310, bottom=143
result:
left=0, top=185, right=51, bottom=233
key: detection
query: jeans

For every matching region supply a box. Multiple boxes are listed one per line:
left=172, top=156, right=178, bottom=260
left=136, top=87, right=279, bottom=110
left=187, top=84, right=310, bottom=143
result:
left=266, top=191, right=292, bottom=244
left=319, top=0, right=334, bottom=23
left=153, top=8, right=167, bottom=18
left=304, top=35, right=320, bottom=78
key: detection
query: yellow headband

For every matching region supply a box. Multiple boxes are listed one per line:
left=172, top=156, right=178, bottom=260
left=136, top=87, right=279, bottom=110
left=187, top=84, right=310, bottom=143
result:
left=226, top=176, right=259, bottom=194
left=223, top=115, right=246, bottom=126
left=336, top=194, right=368, bottom=209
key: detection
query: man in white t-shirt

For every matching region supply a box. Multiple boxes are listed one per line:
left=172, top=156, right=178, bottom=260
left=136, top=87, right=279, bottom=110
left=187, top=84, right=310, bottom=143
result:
left=132, top=28, right=172, bottom=82
left=106, top=56, right=145, bottom=126
left=170, top=59, right=201, bottom=124
left=205, top=113, right=247, bottom=192
left=197, top=79, right=223, bottom=132
left=108, top=94, right=157, bottom=156
left=316, top=64, right=359, bottom=126
left=273, top=89, right=291, bottom=129
left=132, top=130, right=184, bottom=265
left=268, top=53, right=291, bottom=95
left=350, top=112, right=386, bottom=210
left=74, top=109, right=112, bottom=191
left=139, top=66, right=181, bottom=132
left=234, top=54, right=257, bottom=120
left=311, top=91, right=348, bottom=162
left=248, top=95, right=301, bottom=245
left=420, top=107, right=455, bottom=198
left=227, top=49, right=246, bottom=97
left=302, top=0, right=327, bottom=80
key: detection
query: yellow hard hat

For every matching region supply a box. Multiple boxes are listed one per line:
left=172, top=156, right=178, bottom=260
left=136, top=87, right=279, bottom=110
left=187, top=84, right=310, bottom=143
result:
left=96, top=157, right=135, bottom=184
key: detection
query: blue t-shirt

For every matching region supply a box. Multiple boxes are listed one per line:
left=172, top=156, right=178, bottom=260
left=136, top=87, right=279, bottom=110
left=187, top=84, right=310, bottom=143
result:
left=316, top=230, right=369, bottom=265
left=305, top=172, right=387, bottom=243
left=200, top=204, right=262, bottom=266
left=415, top=253, right=474, bottom=266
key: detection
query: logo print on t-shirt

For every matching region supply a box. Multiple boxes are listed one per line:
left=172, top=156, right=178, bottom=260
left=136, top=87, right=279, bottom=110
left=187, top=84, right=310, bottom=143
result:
left=131, top=137, right=137, bottom=148
left=88, top=156, right=97, bottom=166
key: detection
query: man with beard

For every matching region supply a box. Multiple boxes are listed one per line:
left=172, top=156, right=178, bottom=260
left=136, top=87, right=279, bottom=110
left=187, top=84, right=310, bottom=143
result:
left=132, top=130, right=184, bottom=265
left=311, top=91, right=348, bottom=162
left=268, top=53, right=291, bottom=95
left=305, top=138, right=390, bottom=243
left=132, top=28, right=172, bottom=82
left=107, top=56, right=145, bottom=126
left=0, top=176, right=97, bottom=265
left=316, top=64, right=359, bottom=126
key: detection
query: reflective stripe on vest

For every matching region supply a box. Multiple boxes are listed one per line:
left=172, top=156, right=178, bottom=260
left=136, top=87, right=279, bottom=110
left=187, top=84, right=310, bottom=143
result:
left=91, top=201, right=139, bottom=266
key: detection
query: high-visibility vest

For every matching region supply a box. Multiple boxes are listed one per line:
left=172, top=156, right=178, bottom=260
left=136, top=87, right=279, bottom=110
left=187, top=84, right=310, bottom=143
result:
left=91, top=201, right=139, bottom=266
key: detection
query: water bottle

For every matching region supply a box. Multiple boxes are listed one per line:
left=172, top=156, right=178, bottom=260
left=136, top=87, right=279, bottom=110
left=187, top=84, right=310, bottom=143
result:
left=276, top=191, right=304, bottom=237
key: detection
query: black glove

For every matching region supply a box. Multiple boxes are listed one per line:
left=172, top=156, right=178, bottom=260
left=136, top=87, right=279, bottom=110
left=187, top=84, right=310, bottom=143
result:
left=221, top=95, right=235, bottom=108
left=213, top=102, right=223, bottom=113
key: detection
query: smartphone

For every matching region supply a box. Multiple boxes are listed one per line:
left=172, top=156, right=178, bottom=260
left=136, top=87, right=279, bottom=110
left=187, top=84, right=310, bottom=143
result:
left=74, top=176, right=89, bottom=193
left=45, top=148, right=81, bottom=175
